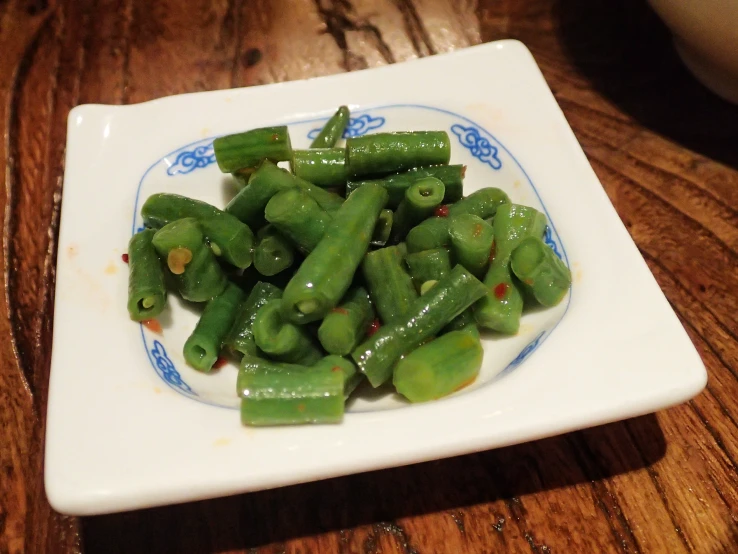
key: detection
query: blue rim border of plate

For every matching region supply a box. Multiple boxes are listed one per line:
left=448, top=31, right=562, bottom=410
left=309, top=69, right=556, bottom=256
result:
left=131, top=104, right=571, bottom=409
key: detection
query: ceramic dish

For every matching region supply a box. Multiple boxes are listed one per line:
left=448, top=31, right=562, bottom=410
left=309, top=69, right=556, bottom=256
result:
left=45, top=40, right=706, bottom=515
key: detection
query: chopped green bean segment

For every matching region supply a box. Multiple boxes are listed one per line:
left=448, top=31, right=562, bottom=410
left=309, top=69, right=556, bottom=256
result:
left=313, top=354, right=363, bottom=397
left=226, top=160, right=343, bottom=228
left=225, top=282, right=282, bottom=356
left=406, top=217, right=451, bottom=253
left=152, top=218, right=228, bottom=302
left=474, top=204, right=547, bottom=334
left=447, top=187, right=510, bottom=220
left=265, top=188, right=330, bottom=253
left=448, top=213, right=495, bottom=278
left=362, top=245, right=417, bottom=324
left=142, top=193, right=254, bottom=269
left=183, top=283, right=245, bottom=372
left=405, top=247, right=451, bottom=290
left=254, top=224, right=296, bottom=277
left=252, top=300, right=323, bottom=364
left=347, top=165, right=465, bottom=208
left=346, top=131, right=451, bottom=178
left=318, top=287, right=373, bottom=356
left=510, top=236, right=571, bottom=307
left=238, top=354, right=359, bottom=398
left=391, top=177, right=445, bottom=242
left=310, top=106, right=350, bottom=148
left=394, top=330, right=483, bottom=402
left=239, top=362, right=345, bottom=426
left=371, top=209, right=394, bottom=247
left=127, top=229, right=167, bottom=321
left=281, top=183, right=388, bottom=324
left=292, top=148, right=347, bottom=188
left=213, top=126, right=292, bottom=173
left=441, top=308, right=479, bottom=339
left=352, top=265, right=487, bottom=387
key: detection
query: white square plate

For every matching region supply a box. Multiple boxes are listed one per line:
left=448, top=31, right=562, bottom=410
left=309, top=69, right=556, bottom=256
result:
left=45, top=40, right=706, bottom=515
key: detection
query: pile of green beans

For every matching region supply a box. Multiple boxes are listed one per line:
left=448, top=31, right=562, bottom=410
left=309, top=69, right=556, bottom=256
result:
left=125, top=106, right=572, bottom=427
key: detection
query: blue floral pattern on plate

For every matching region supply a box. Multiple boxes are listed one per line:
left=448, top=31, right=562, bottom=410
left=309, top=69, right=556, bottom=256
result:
left=307, top=113, right=385, bottom=140
left=543, top=226, right=562, bottom=259
left=506, top=332, right=546, bottom=371
left=150, top=339, right=196, bottom=395
left=450, top=123, right=502, bottom=170
left=166, top=143, right=216, bottom=176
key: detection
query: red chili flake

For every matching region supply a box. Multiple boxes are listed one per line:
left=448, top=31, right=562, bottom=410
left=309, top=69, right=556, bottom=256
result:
left=331, top=307, right=349, bottom=316
left=121, top=253, right=129, bottom=263
left=524, top=278, right=534, bottom=286
left=331, top=366, right=343, bottom=373
left=271, top=133, right=280, bottom=141
left=488, top=242, right=497, bottom=262
left=473, top=223, right=483, bottom=238
left=297, top=403, right=306, bottom=412
left=493, top=283, right=508, bottom=300
left=213, top=356, right=228, bottom=369
left=434, top=205, right=449, bottom=218
left=367, top=318, right=381, bottom=336
left=142, top=319, right=162, bottom=334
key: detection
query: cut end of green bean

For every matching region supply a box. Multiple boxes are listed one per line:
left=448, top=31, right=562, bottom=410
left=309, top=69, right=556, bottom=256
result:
left=420, top=280, right=438, bottom=295
left=297, top=299, right=319, bottom=315
left=183, top=336, right=218, bottom=372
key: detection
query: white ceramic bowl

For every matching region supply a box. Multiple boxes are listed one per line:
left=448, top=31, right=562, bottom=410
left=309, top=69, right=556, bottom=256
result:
left=648, top=0, right=738, bottom=103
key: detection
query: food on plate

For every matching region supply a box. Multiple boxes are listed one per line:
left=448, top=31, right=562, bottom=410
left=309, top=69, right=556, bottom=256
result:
left=125, top=106, right=571, bottom=426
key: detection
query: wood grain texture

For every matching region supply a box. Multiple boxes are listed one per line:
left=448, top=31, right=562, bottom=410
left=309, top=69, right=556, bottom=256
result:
left=1, top=0, right=737, bottom=552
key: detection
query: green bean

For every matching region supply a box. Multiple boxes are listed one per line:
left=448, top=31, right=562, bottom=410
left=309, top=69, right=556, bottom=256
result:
left=310, top=106, right=350, bottom=148
left=142, top=193, right=254, bottom=269
left=474, top=204, right=547, bottom=334
left=393, top=330, right=483, bottom=402
left=253, top=224, right=295, bottom=276
left=213, top=126, right=292, bottom=173
left=224, top=282, right=282, bottom=357
left=281, top=183, right=388, bottom=324
left=406, top=217, right=451, bottom=253
left=252, top=300, right=323, bottom=364
left=391, top=177, right=445, bottom=242
left=441, top=308, right=479, bottom=339
left=183, top=283, right=245, bottom=372
left=352, top=265, right=487, bottom=387
left=318, top=287, right=373, bottom=356
left=239, top=358, right=345, bottom=426
left=510, top=236, right=571, bottom=307
left=405, top=247, right=451, bottom=290
left=404, top=188, right=510, bottom=254
left=313, top=354, right=363, bottom=397
left=292, top=148, right=347, bottom=188
left=226, top=160, right=343, bottom=228
left=448, top=213, right=495, bottom=278
left=362, top=245, right=417, bottom=324
left=346, top=132, right=451, bottom=178
left=265, top=188, right=330, bottom=253
left=447, top=187, right=510, bottom=220
left=346, top=165, right=465, bottom=208
left=371, top=209, right=393, bottom=247
left=237, top=355, right=359, bottom=399
left=151, top=218, right=228, bottom=302
left=127, top=229, right=167, bottom=321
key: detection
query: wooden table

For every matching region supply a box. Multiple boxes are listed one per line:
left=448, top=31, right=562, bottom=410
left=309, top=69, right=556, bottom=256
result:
left=2, top=0, right=737, bottom=552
